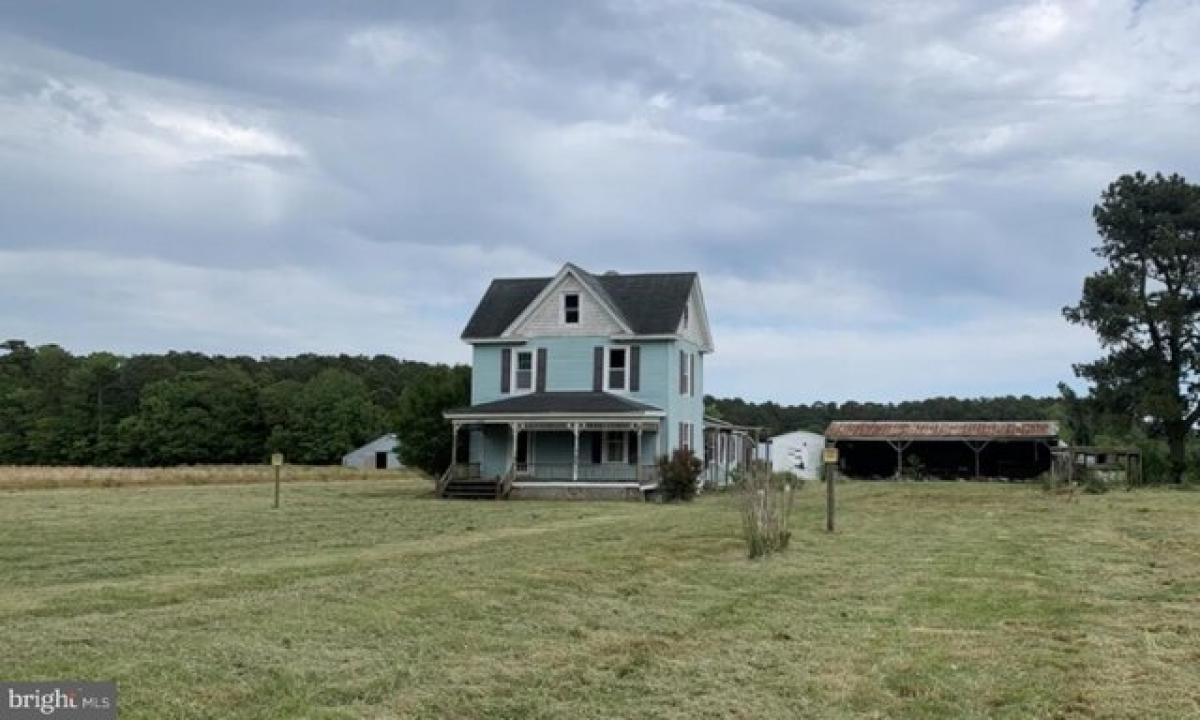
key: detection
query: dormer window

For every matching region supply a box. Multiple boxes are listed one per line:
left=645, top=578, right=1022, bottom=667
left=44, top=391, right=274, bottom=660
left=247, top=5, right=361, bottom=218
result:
left=563, top=293, right=580, bottom=324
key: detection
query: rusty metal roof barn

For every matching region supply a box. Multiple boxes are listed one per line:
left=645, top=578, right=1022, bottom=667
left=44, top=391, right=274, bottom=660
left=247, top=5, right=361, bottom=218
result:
left=826, top=421, right=1060, bottom=442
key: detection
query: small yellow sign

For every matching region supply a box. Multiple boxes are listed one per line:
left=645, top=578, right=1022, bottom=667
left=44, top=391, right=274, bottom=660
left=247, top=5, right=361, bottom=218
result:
left=271, top=453, right=284, bottom=467
left=822, top=447, right=839, bottom=464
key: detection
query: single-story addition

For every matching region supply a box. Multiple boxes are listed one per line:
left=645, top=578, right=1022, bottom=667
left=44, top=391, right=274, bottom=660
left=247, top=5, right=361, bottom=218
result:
left=702, top=417, right=761, bottom=487
left=825, top=421, right=1060, bottom=481
left=341, top=433, right=403, bottom=470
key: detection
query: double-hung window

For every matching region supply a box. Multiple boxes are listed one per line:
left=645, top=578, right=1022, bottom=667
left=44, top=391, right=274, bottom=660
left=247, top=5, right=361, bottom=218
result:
left=514, top=350, right=534, bottom=392
left=606, top=347, right=627, bottom=391
left=563, top=293, right=580, bottom=324
left=604, top=431, right=627, bottom=463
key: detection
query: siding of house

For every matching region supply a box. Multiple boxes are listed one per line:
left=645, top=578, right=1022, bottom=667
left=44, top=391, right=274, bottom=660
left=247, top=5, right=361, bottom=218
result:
left=661, top=337, right=702, bottom=451
left=471, top=337, right=672, bottom=409
left=471, top=336, right=703, bottom=457
left=508, top=275, right=625, bottom=337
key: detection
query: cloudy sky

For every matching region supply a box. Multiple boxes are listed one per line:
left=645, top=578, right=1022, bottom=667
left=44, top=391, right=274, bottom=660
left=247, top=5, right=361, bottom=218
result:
left=2, top=0, right=1197, bottom=402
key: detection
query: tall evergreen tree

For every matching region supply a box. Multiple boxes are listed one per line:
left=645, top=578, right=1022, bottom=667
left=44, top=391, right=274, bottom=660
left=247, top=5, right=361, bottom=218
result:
left=1064, top=172, right=1200, bottom=483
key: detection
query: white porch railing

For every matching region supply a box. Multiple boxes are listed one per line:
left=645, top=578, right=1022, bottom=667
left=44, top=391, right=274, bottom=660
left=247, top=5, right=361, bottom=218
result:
left=511, top=463, right=660, bottom=484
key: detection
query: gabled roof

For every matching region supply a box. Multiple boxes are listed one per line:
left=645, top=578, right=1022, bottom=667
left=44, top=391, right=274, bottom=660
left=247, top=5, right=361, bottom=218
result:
left=460, top=264, right=699, bottom=341
left=826, top=421, right=1060, bottom=441
left=445, top=391, right=663, bottom=417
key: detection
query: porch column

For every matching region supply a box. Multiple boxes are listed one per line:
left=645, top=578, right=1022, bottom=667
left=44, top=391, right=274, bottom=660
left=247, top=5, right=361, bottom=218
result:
left=636, top=426, right=643, bottom=484
left=572, top=423, right=580, bottom=482
left=450, top=422, right=460, bottom=473
left=509, top=422, right=519, bottom=475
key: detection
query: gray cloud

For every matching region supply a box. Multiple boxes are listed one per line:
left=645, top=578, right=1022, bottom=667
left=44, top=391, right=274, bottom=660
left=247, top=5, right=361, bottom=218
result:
left=0, top=0, right=1196, bottom=401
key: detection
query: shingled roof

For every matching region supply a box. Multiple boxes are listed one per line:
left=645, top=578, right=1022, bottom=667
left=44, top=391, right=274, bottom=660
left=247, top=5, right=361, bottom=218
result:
left=460, top=265, right=697, bottom=340
left=826, top=421, right=1060, bottom=441
left=445, top=391, right=663, bottom=417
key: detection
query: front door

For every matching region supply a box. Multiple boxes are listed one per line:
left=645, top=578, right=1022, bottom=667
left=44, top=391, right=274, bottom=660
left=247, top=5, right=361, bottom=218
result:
left=515, top=431, right=533, bottom=475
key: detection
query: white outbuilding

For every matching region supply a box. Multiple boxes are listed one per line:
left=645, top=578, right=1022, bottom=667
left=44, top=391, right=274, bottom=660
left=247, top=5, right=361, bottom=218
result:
left=342, top=433, right=403, bottom=470
left=760, top=430, right=825, bottom=480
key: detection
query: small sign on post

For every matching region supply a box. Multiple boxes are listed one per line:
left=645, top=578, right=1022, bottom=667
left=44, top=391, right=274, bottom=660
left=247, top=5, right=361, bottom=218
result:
left=822, top=446, right=838, bottom=532
left=271, top=453, right=284, bottom=508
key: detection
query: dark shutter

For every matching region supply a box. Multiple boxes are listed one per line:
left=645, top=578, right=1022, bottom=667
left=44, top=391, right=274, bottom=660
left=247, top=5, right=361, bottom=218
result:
left=679, top=350, right=686, bottom=394
left=536, top=348, right=547, bottom=392
left=500, top=348, right=511, bottom=394
left=628, top=431, right=638, bottom=465
left=629, top=346, right=640, bottom=392
left=593, top=347, right=604, bottom=391
left=591, top=431, right=603, bottom=464
left=689, top=354, right=695, bottom=396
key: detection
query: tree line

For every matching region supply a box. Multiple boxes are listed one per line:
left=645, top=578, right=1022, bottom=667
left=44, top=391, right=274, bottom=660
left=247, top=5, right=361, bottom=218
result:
left=0, top=340, right=468, bottom=469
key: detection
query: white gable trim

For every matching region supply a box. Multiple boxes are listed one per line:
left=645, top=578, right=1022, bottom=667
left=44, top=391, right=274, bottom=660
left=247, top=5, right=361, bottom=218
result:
left=500, top=263, right=633, bottom=337
left=678, top=277, right=715, bottom=352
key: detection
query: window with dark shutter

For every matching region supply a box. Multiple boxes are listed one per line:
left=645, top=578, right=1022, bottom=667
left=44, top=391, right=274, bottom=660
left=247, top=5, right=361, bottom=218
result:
left=629, top=346, right=640, bottom=392
left=689, top=353, right=696, bottom=396
left=536, top=348, right=547, bottom=392
left=500, top=348, right=511, bottom=394
left=593, top=347, right=604, bottom=391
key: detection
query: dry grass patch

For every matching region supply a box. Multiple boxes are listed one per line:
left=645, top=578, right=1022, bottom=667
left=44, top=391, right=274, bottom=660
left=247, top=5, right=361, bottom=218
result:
left=0, top=464, right=427, bottom=491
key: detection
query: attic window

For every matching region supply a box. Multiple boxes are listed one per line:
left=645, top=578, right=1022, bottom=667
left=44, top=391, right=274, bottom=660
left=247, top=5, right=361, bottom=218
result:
left=563, top=293, right=580, bottom=324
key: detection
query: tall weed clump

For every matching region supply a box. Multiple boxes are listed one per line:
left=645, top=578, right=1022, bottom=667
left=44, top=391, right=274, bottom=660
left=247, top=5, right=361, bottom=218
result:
left=739, top=465, right=797, bottom=559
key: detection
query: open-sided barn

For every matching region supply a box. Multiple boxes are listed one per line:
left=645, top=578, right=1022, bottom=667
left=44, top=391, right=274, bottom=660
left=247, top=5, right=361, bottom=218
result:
left=826, top=421, right=1060, bottom=480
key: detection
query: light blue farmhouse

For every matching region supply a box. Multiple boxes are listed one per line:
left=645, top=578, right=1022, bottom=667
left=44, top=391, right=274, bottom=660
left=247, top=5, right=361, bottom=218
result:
left=443, top=262, right=715, bottom=499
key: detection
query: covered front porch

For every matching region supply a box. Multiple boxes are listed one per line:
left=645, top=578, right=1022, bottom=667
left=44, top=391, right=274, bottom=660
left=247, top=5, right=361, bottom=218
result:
left=450, top=420, right=662, bottom=488
left=443, top=391, right=666, bottom=499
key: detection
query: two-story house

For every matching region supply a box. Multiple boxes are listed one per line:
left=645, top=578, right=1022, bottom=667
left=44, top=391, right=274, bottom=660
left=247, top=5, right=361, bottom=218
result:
left=442, top=262, right=713, bottom=499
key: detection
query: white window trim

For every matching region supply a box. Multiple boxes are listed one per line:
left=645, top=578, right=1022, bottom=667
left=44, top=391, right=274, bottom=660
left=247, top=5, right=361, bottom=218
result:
left=680, top=351, right=690, bottom=396
left=512, top=349, right=537, bottom=395
left=603, top=431, right=628, bottom=464
left=604, top=346, right=628, bottom=393
left=690, top=353, right=696, bottom=397
left=561, top=292, right=580, bottom=325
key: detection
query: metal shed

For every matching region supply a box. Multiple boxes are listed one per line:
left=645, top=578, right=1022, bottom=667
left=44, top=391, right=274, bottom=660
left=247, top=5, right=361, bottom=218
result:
left=341, top=433, right=404, bottom=470
left=825, top=421, right=1060, bottom=480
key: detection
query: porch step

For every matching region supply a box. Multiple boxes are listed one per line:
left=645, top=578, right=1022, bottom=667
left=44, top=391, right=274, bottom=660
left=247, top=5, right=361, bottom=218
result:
left=441, top=478, right=503, bottom=500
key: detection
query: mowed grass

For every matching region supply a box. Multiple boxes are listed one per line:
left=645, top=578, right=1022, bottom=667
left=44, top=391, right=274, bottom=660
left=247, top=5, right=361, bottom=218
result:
left=1, top=479, right=1198, bottom=719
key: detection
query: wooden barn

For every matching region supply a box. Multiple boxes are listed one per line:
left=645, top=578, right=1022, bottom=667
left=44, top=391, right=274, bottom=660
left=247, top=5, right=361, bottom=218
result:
left=825, top=421, right=1060, bottom=481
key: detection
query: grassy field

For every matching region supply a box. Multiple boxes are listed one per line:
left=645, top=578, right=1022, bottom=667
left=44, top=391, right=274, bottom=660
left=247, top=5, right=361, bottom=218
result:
left=1, top=477, right=1198, bottom=719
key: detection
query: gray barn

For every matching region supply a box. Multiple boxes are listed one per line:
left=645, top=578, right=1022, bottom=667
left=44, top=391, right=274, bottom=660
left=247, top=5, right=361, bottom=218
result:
left=342, top=433, right=403, bottom=470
